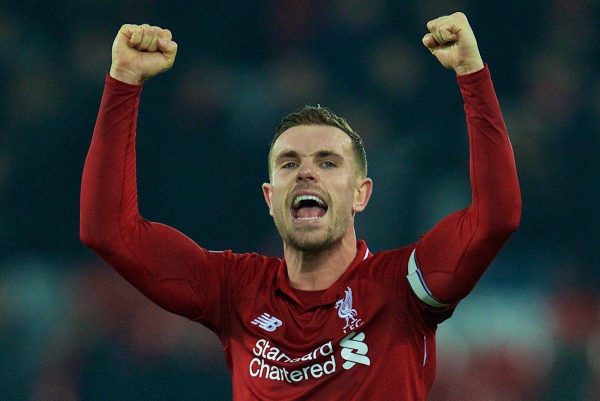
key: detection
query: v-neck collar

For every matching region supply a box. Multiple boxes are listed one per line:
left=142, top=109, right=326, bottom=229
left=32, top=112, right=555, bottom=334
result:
left=274, top=240, right=372, bottom=310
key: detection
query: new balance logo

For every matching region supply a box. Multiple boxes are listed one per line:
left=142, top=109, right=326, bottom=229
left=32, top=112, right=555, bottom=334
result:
left=251, top=313, right=283, bottom=332
left=340, top=331, right=370, bottom=370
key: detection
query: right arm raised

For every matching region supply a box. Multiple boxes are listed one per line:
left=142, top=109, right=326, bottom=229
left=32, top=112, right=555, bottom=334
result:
left=80, top=25, right=226, bottom=328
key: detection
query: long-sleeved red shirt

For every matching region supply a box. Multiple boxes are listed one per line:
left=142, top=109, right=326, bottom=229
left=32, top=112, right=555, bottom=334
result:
left=80, top=65, right=520, bottom=400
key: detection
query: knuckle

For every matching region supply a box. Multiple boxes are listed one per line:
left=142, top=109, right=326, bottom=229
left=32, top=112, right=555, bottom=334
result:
left=453, top=11, right=467, bottom=20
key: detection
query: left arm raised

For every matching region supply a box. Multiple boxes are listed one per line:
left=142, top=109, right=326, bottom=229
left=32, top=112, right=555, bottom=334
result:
left=407, top=13, right=521, bottom=308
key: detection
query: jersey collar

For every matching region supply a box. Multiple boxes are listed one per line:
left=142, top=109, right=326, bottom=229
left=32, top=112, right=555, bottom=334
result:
left=274, top=240, right=372, bottom=309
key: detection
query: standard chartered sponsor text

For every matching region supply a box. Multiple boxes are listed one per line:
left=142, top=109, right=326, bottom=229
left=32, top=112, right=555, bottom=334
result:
left=249, top=339, right=336, bottom=382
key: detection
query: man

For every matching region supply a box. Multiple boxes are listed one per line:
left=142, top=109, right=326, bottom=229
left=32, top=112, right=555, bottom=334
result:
left=80, top=12, right=521, bottom=400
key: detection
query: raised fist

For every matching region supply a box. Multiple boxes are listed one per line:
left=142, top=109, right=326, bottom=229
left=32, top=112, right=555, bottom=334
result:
left=109, top=24, right=178, bottom=85
left=422, top=12, right=484, bottom=75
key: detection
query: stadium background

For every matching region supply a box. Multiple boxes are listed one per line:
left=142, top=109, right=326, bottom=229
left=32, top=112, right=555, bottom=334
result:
left=1, top=0, right=599, bottom=399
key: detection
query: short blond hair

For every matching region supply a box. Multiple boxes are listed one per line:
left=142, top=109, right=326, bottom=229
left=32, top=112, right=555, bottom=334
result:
left=269, top=105, right=368, bottom=178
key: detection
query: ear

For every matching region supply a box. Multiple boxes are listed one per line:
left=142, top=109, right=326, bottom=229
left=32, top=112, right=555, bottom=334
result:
left=352, top=177, right=373, bottom=213
left=262, top=182, right=274, bottom=216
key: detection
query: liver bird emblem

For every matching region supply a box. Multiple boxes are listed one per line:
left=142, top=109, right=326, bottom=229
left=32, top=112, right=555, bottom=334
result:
left=335, top=287, right=361, bottom=333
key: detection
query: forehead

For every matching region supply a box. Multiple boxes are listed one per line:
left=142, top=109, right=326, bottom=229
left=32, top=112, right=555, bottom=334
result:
left=271, top=125, right=354, bottom=159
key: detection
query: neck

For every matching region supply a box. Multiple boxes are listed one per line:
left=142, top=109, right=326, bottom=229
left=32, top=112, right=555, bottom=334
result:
left=283, top=228, right=358, bottom=291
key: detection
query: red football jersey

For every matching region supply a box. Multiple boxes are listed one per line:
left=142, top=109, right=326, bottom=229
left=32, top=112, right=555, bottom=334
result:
left=81, top=66, right=521, bottom=401
left=196, top=241, right=443, bottom=400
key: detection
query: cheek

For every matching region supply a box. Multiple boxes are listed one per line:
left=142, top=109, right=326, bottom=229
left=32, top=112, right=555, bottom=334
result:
left=270, top=187, right=287, bottom=212
left=332, top=184, right=356, bottom=213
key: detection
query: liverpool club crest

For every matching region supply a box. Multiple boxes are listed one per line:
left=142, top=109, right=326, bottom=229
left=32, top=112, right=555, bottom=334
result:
left=335, top=287, right=364, bottom=333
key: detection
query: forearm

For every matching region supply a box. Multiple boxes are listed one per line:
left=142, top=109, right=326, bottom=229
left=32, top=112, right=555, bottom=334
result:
left=80, top=74, right=142, bottom=255
left=459, top=66, right=521, bottom=231
left=414, top=66, right=521, bottom=305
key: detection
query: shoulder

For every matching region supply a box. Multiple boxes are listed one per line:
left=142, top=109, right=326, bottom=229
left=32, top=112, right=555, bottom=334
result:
left=365, top=244, right=416, bottom=273
left=194, top=249, right=280, bottom=282
left=367, top=244, right=454, bottom=326
left=346, top=243, right=416, bottom=297
left=222, top=250, right=282, bottom=286
left=227, top=251, right=281, bottom=269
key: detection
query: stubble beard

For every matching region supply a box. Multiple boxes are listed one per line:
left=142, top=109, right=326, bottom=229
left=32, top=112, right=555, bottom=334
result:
left=273, top=211, right=349, bottom=253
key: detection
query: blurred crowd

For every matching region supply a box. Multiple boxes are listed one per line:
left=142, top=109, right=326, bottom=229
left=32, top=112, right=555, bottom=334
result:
left=1, top=0, right=599, bottom=399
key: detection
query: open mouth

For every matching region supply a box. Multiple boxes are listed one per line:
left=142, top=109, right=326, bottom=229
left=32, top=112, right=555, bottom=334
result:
left=290, top=194, right=328, bottom=220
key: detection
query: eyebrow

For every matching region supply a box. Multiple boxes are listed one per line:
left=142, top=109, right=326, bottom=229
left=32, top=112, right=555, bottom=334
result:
left=315, top=150, right=344, bottom=161
left=274, top=149, right=344, bottom=162
left=274, top=150, right=301, bottom=162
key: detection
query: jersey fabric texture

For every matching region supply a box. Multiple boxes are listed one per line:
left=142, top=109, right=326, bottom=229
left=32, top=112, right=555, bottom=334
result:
left=80, top=65, right=521, bottom=401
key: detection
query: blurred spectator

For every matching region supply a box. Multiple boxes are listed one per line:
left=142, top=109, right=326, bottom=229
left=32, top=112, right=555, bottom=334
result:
left=539, top=288, right=600, bottom=401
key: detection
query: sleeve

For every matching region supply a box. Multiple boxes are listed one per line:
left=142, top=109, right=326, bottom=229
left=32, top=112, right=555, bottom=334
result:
left=80, top=75, right=229, bottom=334
left=406, top=65, right=521, bottom=310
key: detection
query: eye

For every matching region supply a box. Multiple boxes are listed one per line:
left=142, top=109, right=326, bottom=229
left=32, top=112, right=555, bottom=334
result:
left=282, top=162, right=298, bottom=169
left=321, top=161, right=337, bottom=169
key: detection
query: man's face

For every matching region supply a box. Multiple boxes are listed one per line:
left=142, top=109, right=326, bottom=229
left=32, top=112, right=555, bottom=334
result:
left=262, top=125, right=372, bottom=252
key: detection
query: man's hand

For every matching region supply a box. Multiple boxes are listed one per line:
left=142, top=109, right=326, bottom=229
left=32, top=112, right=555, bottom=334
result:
left=422, top=12, right=484, bottom=75
left=109, top=24, right=178, bottom=85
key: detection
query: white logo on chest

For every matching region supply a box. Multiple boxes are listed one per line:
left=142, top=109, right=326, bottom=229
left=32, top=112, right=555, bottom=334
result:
left=340, top=331, right=371, bottom=369
left=335, top=287, right=364, bottom=333
left=251, top=313, right=283, bottom=332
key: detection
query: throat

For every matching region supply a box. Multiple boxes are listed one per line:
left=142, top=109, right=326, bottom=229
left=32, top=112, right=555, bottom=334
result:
left=284, top=237, right=358, bottom=291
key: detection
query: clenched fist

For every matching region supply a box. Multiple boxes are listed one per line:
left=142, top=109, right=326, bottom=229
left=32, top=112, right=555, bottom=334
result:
left=110, top=24, right=178, bottom=85
left=422, top=12, right=484, bottom=75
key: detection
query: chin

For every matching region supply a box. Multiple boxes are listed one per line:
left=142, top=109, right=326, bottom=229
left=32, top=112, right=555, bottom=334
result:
left=289, top=240, right=329, bottom=252
left=285, top=230, right=341, bottom=252
left=274, top=213, right=349, bottom=253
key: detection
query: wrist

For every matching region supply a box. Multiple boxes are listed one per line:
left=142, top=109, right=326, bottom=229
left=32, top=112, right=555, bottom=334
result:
left=454, top=59, right=484, bottom=76
left=109, top=65, right=144, bottom=85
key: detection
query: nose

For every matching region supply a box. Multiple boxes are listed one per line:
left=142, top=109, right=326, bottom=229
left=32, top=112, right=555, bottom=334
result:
left=296, top=162, right=318, bottom=183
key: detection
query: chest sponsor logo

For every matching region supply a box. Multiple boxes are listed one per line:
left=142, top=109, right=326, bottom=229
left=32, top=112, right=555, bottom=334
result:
left=251, top=313, right=283, bottom=332
left=335, top=287, right=364, bottom=333
left=248, top=332, right=370, bottom=383
left=340, top=331, right=371, bottom=369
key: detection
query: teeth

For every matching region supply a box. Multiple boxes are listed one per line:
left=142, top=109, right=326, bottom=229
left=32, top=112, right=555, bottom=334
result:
left=292, top=194, right=326, bottom=208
